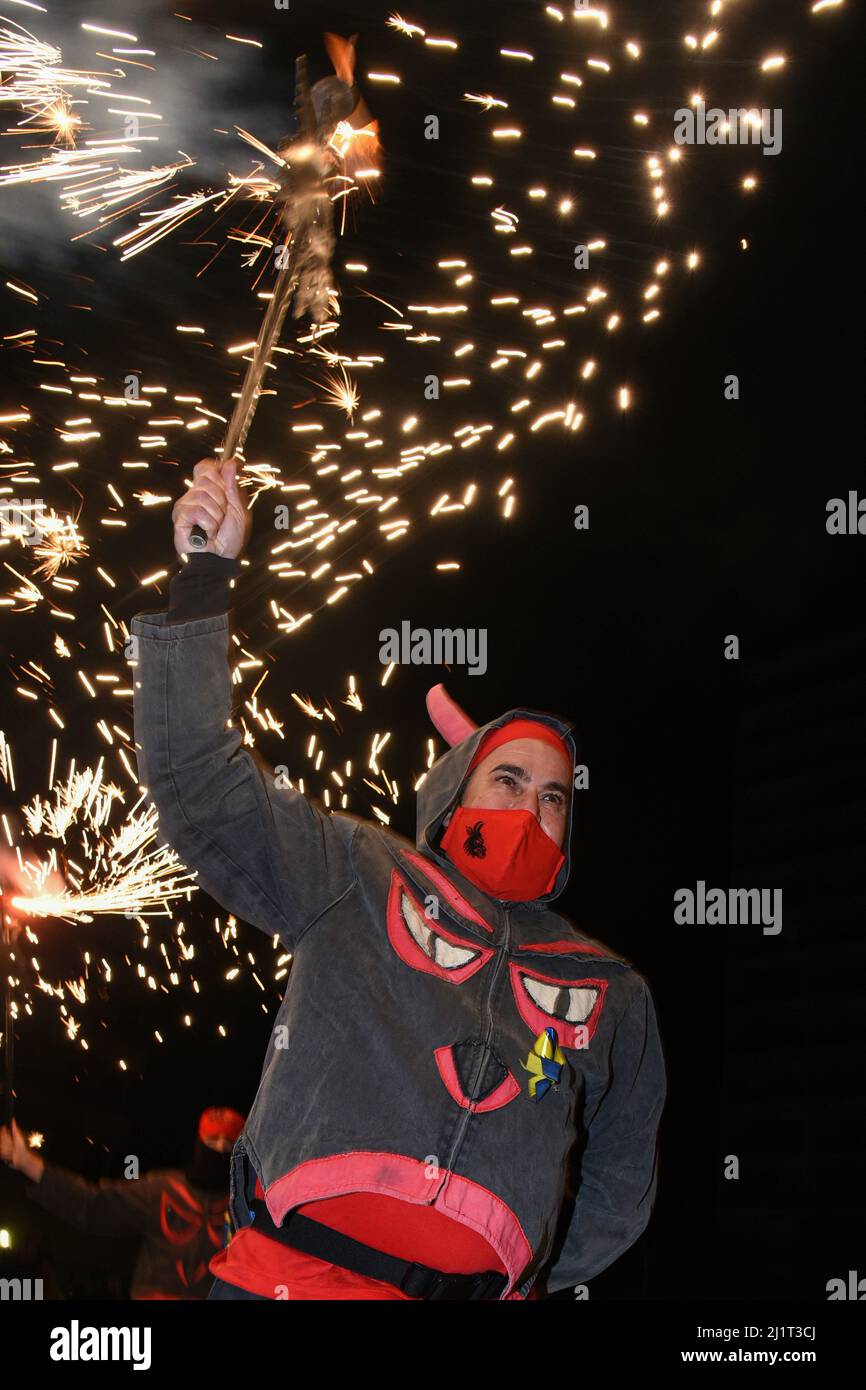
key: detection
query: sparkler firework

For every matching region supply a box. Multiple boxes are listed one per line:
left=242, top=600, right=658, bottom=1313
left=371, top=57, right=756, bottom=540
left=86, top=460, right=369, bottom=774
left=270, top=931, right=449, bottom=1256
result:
left=188, top=36, right=376, bottom=549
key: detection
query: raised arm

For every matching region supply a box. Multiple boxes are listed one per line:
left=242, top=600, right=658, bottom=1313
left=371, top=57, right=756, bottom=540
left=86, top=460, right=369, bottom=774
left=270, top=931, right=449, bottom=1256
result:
left=2, top=1120, right=158, bottom=1237
left=543, top=979, right=667, bottom=1294
left=129, top=458, right=356, bottom=952
left=28, top=1164, right=166, bottom=1237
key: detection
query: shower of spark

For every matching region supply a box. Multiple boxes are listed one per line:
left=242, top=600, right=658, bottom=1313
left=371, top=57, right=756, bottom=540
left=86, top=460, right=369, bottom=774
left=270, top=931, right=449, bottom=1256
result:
left=319, top=365, right=360, bottom=419
left=31, top=516, right=88, bottom=581
left=0, top=19, right=108, bottom=118
left=0, top=0, right=850, bottom=1080
left=11, top=763, right=198, bottom=922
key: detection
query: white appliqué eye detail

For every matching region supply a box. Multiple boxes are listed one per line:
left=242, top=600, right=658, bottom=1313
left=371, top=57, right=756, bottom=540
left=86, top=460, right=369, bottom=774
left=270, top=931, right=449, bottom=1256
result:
left=401, top=891, right=479, bottom=970
left=523, top=977, right=599, bottom=1023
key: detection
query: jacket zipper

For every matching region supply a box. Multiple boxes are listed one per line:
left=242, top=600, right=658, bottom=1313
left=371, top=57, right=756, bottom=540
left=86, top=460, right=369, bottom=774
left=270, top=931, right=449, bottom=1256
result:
left=483, top=905, right=511, bottom=1050
left=439, top=905, right=512, bottom=1184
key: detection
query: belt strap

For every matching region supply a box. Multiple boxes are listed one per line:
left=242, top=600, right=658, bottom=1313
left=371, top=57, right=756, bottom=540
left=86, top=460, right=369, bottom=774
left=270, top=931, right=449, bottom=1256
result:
left=247, top=1200, right=508, bottom=1301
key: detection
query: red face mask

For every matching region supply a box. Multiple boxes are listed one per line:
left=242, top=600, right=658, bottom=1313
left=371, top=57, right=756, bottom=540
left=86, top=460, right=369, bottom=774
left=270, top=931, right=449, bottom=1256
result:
left=440, top=805, right=565, bottom=902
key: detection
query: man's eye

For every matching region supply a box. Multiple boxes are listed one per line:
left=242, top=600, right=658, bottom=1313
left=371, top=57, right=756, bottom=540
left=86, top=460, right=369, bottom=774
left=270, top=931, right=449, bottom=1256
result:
left=496, top=775, right=517, bottom=789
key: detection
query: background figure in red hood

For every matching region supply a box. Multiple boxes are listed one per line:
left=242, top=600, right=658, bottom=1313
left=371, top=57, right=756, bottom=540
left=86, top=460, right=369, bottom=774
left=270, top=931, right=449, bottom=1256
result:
left=1, top=1107, right=244, bottom=1299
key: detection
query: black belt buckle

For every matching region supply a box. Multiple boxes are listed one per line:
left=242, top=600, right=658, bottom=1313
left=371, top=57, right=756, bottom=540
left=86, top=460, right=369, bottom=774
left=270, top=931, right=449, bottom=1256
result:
left=428, top=1270, right=479, bottom=1301
left=471, top=1270, right=509, bottom=1301
left=405, top=1265, right=506, bottom=1301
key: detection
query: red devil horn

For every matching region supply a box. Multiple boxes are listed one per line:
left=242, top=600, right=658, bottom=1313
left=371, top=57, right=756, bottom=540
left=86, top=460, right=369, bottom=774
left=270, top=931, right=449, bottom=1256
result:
left=426, top=684, right=478, bottom=747
left=324, top=32, right=357, bottom=87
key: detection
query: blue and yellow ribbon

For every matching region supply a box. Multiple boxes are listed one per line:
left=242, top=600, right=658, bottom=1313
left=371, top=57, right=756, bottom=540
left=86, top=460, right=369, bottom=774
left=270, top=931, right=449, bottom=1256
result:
left=521, top=1026, right=565, bottom=1102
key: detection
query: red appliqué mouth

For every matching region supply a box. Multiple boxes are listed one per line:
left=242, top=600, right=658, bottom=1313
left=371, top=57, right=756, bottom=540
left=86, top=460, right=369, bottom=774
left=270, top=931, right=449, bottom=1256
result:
left=434, top=1040, right=521, bottom=1112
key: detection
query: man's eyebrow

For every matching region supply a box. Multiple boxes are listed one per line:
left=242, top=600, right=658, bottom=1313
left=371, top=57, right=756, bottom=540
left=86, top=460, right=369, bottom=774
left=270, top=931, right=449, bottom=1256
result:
left=490, top=764, right=570, bottom=797
left=490, top=762, right=530, bottom=782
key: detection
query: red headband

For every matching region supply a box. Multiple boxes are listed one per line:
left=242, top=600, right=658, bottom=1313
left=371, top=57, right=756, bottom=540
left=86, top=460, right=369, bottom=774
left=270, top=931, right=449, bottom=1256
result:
left=468, top=719, right=572, bottom=773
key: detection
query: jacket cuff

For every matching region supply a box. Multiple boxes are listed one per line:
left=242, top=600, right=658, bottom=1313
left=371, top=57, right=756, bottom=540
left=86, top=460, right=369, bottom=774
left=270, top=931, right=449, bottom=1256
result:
left=167, top=552, right=240, bottom=623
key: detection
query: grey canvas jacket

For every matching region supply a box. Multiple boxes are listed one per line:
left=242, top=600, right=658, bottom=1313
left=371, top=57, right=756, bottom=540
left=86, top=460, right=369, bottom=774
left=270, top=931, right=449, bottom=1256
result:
left=130, top=595, right=666, bottom=1300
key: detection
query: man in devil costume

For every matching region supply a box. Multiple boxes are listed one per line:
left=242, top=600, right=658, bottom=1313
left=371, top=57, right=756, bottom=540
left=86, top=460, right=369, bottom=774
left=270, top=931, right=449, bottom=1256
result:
left=126, top=457, right=667, bottom=1301
left=1, top=1106, right=244, bottom=1299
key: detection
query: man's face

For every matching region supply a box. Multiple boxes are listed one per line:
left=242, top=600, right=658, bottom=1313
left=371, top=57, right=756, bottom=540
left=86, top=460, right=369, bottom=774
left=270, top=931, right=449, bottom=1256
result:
left=457, top=736, right=572, bottom=848
left=202, top=1135, right=234, bottom=1154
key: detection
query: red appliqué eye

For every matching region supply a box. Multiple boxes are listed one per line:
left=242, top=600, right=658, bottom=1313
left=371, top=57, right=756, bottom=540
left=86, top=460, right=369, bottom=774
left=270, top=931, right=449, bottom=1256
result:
left=160, top=1184, right=203, bottom=1246
left=386, top=870, right=494, bottom=983
left=508, top=962, right=607, bottom=1049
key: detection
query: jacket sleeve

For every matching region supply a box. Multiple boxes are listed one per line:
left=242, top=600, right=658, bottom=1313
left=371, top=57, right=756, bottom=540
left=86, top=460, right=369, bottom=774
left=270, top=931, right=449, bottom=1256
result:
left=26, top=1162, right=161, bottom=1237
left=543, top=979, right=667, bottom=1294
left=129, top=607, right=357, bottom=951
